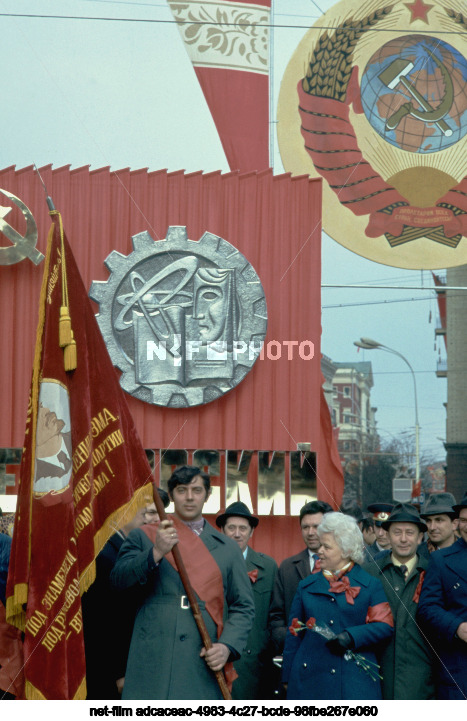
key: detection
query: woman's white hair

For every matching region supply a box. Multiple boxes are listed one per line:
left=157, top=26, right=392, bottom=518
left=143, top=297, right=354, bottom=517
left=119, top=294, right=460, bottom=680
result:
left=318, top=512, right=365, bottom=564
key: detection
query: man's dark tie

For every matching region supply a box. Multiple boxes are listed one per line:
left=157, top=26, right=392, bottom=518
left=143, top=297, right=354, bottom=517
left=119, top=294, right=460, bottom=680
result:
left=312, top=553, right=321, bottom=574
left=399, top=564, right=408, bottom=580
left=57, top=450, right=72, bottom=473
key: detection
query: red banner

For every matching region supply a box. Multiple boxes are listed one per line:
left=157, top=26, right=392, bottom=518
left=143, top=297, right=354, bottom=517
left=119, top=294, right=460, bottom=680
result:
left=168, top=0, right=271, bottom=171
left=432, top=272, right=447, bottom=350
left=318, top=386, right=344, bottom=509
left=6, top=213, right=153, bottom=699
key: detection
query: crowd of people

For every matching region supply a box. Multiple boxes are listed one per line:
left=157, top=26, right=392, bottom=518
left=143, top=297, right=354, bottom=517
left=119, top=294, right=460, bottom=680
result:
left=0, top=469, right=466, bottom=701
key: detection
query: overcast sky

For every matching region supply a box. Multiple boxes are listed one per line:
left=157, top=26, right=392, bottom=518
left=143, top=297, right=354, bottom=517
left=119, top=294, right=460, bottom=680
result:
left=1, top=0, right=448, bottom=462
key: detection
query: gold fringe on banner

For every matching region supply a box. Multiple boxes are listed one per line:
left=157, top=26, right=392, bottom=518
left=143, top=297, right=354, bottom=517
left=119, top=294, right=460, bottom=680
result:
left=73, top=677, right=87, bottom=700
left=5, top=582, right=28, bottom=632
left=25, top=680, right=47, bottom=700
left=6, top=224, right=56, bottom=633
left=78, top=482, right=154, bottom=596
left=25, top=677, right=87, bottom=701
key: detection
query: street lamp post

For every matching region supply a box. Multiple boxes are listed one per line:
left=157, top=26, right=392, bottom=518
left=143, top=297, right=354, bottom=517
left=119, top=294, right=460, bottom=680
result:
left=353, top=337, right=420, bottom=496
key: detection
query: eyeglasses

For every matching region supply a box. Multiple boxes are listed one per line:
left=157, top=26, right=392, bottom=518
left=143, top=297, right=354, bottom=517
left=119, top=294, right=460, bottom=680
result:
left=457, top=518, right=467, bottom=525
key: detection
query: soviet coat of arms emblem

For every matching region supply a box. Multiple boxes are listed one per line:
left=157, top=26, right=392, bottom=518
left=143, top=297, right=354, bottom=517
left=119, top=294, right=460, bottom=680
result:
left=90, top=227, right=267, bottom=407
left=278, top=0, right=467, bottom=269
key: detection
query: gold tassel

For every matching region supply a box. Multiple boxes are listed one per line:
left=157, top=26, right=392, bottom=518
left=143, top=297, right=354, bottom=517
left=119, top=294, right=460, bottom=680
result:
left=63, top=332, right=77, bottom=371
left=59, top=305, right=72, bottom=347
left=53, top=211, right=76, bottom=370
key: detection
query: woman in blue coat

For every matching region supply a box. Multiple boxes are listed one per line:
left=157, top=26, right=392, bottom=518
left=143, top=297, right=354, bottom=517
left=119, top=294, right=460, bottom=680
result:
left=282, top=513, right=394, bottom=700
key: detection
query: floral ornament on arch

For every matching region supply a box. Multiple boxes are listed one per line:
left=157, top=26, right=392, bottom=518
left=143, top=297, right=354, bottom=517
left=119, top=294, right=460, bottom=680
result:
left=288, top=618, right=382, bottom=682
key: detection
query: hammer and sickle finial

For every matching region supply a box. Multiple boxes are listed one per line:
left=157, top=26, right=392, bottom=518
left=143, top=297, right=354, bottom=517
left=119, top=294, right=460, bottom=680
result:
left=0, top=189, right=44, bottom=266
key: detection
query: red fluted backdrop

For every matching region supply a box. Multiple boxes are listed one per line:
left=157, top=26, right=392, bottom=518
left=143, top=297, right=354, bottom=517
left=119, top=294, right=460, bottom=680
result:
left=1, top=165, right=321, bottom=450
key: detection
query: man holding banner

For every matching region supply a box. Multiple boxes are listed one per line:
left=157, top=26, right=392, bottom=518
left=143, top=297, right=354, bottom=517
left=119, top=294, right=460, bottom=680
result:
left=111, top=465, right=255, bottom=700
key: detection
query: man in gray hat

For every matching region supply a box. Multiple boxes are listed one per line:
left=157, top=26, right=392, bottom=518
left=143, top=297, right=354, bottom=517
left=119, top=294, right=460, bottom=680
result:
left=216, top=501, right=278, bottom=699
left=364, top=502, right=435, bottom=699
left=419, top=492, right=458, bottom=558
left=417, top=491, right=467, bottom=699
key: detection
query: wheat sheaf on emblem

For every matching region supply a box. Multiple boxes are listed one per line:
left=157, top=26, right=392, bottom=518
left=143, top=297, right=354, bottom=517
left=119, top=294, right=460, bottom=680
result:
left=301, top=5, right=394, bottom=101
left=446, top=9, right=467, bottom=29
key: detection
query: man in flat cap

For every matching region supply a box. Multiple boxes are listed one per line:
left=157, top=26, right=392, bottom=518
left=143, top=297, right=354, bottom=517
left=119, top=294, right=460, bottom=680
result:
left=418, top=490, right=467, bottom=699
left=418, top=492, right=458, bottom=558
left=365, top=503, right=394, bottom=558
left=364, top=502, right=434, bottom=699
left=216, top=501, right=278, bottom=699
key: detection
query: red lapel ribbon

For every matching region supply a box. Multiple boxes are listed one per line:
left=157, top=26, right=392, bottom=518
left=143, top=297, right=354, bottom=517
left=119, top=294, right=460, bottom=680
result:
left=412, top=570, right=426, bottom=603
left=248, top=569, right=258, bottom=583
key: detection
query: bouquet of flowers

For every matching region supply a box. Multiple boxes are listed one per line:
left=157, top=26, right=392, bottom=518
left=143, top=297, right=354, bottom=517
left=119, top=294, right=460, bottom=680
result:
left=289, top=617, right=382, bottom=682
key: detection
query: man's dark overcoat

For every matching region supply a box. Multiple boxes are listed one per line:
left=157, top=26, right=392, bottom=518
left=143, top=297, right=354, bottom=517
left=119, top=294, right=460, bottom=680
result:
left=269, top=549, right=311, bottom=653
left=363, top=551, right=435, bottom=699
left=82, top=532, right=137, bottom=699
left=231, top=546, right=277, bottom=699
left=111, top=521, right=255, bottom=700
left=417, top=537, right=467, bottom=700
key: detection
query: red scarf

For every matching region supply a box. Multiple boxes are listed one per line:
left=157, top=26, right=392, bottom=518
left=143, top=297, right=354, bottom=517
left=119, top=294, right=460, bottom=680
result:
left=324, top=563, right=361, bottom=604
left=141, top=517, right=237, bottom=689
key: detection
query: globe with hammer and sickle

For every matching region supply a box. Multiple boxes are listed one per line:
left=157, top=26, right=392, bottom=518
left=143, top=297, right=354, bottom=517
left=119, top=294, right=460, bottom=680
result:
left=277, top=0, right=467, bottom=269
left=0, top=189, right=44, bottom=266
left=361, top=35, right=467, bottom=153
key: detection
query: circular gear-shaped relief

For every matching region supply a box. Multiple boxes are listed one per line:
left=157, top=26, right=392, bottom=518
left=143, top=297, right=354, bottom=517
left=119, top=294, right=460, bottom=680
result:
left=90, top=226, right=268, bottom=408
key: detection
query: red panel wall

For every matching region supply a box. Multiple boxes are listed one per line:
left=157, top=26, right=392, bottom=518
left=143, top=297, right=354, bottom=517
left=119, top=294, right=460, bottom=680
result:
left=0, top=165, right=322, bottom=454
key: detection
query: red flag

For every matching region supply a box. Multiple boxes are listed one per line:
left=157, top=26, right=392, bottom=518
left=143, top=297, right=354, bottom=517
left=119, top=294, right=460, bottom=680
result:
left=432, top=272, right=447, bottom=350
left=168, top=0, right=270, bottom=171
left=412, top=480, right=422, bottom=498
left=318, top=386, right=344, bottom=509
left=6, top=213, right=153, bottom=699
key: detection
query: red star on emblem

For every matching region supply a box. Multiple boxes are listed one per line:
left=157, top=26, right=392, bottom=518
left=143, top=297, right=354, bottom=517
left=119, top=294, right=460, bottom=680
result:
left=404, top=0, right=433, bottom=23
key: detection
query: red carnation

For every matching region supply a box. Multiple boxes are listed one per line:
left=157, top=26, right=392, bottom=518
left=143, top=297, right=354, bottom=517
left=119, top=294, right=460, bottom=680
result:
left=306, top=617, right=316, bottom=630
left=289, top=617, right=304, bottom=636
